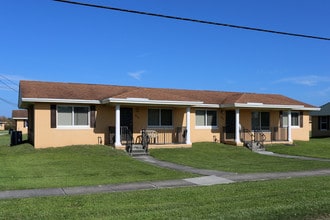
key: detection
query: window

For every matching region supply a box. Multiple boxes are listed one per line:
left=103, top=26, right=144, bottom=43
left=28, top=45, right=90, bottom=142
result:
left=58, top=106, right=89, bottom=127
left=148, top=109, right=172, bottom=127
left=24, top=120, right=28, bottom=128
left=252, top=112, right=269, bottom=130
left=196, top=110, right=217, bottom=127
left=281, top=111, right=300, bottom=127
left=320, top=116, right=328, bottom=130
left=291, top=112, right=299, bottom=126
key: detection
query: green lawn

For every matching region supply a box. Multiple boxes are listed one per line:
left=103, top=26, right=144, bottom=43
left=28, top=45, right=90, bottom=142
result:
left=150, top=141, right=330, bottom=173
left=266, top=137, right=330, bottom=159
left=1, top=134, right=330, bottom=219
left=0, top=176, right=329, bottom=219
left=0, top=134, right=196, bottom=191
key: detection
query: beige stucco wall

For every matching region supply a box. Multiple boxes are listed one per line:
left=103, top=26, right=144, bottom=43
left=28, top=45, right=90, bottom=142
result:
left=31, top=103, right=312, bottom=148
left=291, top=111, right=310, bottom=141
left=229, top=109, right=309, bottom=143
left=190, top=108, right=220, bottom=143
left=131, top=106, right=188, bottom=143
left=116, top=106, right=222, bottom=144
left=131, top=106, right=148, bottom=137
left=15, top=120, right=28, bottom=134
left=33, top=103, right=115, bottom=148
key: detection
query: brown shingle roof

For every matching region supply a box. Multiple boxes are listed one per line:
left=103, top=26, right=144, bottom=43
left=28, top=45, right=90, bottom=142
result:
left=233, top=93, right=314, bottom=107
left=19, top=80, right=315, bottom=108
left=12, top=109, right=28, bottom=119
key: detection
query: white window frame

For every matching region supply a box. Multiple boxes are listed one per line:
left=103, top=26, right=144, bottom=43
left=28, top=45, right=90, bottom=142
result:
left=147, top=108, right=173, bottom=128
left=282, top=111, right=300, bottom=128
left=195, top=109, right=218, bottom=129
left=57, top=105, right=90, bottom=129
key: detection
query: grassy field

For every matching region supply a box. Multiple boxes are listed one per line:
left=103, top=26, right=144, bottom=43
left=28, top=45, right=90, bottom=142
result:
left=150, top=141, right=330, bottom=173
left=0, top=133, right=329, bottom=219
left=266, top=137, right=330, bottom=159
left=0, top=134, right=196, bottom=191
left=0, top=176, right=329, bottom=219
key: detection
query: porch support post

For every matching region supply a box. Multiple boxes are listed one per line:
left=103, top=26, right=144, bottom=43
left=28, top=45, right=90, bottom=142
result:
left=288, top=110, right=292, bottom=142
left=185, top=107, right=191, bottom=144
left=235, top=108, right=241, bottom=145
left=115, top=104, right=122, bottom=147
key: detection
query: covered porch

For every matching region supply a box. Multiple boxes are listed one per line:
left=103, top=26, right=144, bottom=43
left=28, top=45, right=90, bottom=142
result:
left=105, top=101, right=196, bottom=149
left=109, top=126, right=190, bottom=149
left=221, top=107, right=299, bottom=146
left=223, top=126, right=290, bottom=146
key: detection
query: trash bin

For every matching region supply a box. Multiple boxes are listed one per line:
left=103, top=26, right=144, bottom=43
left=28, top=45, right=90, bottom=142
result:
left=10, top=131, right=22, bottom=146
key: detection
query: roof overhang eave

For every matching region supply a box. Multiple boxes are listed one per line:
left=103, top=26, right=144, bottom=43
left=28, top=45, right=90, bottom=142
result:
left=20, top=98, right=101, bottom=105
left=103, top=98, right=204, bottom=106
left=221, top=103, right=320, bottom=111
left=12, top=117, right=28, bottom=120
left=193, top=104, right=220, bottom=108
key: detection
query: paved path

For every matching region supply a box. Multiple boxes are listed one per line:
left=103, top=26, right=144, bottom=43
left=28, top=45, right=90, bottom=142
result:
left=256, top=150, right=330, bottom=162
left=0, top=153, right=329, bottom=200
left=134, top=154, right=330, bottom=182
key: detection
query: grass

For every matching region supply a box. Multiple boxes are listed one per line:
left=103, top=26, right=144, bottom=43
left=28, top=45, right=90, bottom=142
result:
left=1, top=134, right=330, bottom=219
left=150, top=142, right=330, bottom=173
left=0, top=134, right=196, bottom=190
left=266, top=137, right=330, bottom=159
left=0, top=176, right=329, bottom=219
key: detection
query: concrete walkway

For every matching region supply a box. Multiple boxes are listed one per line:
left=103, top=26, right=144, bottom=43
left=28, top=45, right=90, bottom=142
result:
left=134, top=154, right=330, bottom=183
left=256, top=150, right=330, bottom=162
left=0, top=153, right=329, bottom=200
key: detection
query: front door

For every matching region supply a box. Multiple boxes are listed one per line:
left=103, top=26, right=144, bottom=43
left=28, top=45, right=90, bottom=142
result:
left=120, top=108, right=133, bottom=133
left=120, top=108, right=133, bottom=143
left=225, top=110, right=236, bottom=139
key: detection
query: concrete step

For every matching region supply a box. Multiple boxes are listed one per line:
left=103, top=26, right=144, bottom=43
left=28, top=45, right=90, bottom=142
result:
left=245, top=141, right=265, bottom=152
left=132, top=144, right=144, bottom=150
left=129, top=144, right=148, bottom=156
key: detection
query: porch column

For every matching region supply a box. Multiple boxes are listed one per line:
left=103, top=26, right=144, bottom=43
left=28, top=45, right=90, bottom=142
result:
left=185, top=107, right=191, bottom=144
left=235, top=108, right=241, bottom=145
left=115, top=104, right=121, bottom=147
left=288, top=110, right=292, bottom=142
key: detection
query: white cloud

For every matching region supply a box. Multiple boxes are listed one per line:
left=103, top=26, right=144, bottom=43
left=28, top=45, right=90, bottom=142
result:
left=128, top=70, right=145, bottom=80
left=275, top=75, right=330, bottom=86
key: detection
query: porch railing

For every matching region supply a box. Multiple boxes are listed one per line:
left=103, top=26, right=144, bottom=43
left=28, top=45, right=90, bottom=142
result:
left=223, top=126, right=289, bottom=142
left=109, top=126, right=187, bottom=145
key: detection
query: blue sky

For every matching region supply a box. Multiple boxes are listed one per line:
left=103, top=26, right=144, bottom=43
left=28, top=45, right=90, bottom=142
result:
left=0, top=0, right=329, bottom=117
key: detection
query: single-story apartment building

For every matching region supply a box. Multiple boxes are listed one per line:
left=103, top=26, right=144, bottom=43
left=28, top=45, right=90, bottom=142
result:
left=310, top=102, right=330, bottom=137
left=0, top=121, right=6, bottom=131
left=18, top=80, right=319, bottom=149
left=12, top=109, right=28, bottom=134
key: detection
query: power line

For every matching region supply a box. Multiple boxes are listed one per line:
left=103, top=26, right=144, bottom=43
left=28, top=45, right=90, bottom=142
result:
left=0, top=97, right=17, bottom=107
left=0, top=74, right=18, bottom=87
left=54, top=0, right=330, bottom=41
left=0, top=75, right=18, bottom=93
left=0, top=75, right=18, bottom=107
